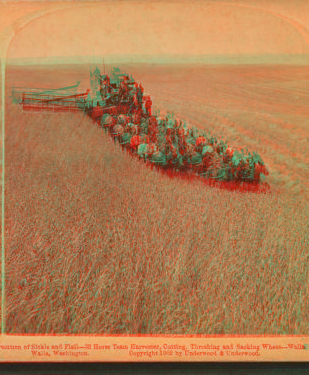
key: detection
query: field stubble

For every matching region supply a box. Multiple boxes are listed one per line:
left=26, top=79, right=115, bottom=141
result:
left=4, top=64, right=309, bottom=334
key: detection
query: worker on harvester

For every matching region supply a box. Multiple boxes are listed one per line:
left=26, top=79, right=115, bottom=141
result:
left=91, top=67, right=101, bottom=93
left=144, top=95, right=152, bottom=116
left=132, top=82, right=139, bottom=111
left=137, top=84, right=144, bottom=113
left=119, top=75, right=129, bottom=103
left=100, top=74, right=113, bottom=105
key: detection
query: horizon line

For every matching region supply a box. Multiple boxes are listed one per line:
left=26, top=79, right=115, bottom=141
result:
left=6, top=53, right=309, bottom=66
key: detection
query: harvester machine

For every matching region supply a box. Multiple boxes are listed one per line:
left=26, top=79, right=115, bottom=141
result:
left=11, top=66, right=142, bottom=121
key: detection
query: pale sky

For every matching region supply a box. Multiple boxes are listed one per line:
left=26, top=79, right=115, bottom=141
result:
left=1, top=1, right=309, bottom=64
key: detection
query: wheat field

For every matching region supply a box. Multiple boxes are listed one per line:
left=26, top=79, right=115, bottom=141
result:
left=3, top=64, right=309, bottom=334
